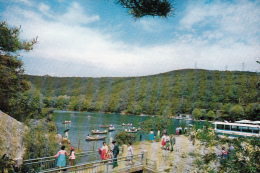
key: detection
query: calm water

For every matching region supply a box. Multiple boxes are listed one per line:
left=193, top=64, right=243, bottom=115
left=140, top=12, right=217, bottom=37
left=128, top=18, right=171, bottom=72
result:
left=53, top=111, right=203, bottom=151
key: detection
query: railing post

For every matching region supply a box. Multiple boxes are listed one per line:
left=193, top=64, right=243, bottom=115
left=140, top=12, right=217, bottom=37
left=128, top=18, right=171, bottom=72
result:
left=122, top=144, right=127, bottom=157
left=142, top=150, right=147, bottom=166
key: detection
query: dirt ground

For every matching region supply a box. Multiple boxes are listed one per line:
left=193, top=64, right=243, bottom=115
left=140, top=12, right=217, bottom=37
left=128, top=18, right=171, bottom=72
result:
left=133, top=135, right=200, bottom=173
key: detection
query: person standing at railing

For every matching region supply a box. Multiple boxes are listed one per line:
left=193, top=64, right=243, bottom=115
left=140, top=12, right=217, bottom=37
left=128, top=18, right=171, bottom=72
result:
left=101, top=142, right=108, bottom=160
left=69, top=147, right=76, bottom=166
left=112, top=141, right=119, bottom=168
left=53, top=145, right=70, bottom=168
left=127, top=142, right=134, bottom=165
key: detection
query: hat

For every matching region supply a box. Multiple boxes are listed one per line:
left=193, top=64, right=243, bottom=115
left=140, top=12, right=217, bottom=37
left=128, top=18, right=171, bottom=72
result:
left=112, top=141, right=116, bottom=144
left=71, top=147, right=74, bottom=150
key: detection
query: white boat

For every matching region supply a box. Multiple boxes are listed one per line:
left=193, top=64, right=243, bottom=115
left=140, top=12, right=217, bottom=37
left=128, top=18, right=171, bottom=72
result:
left=213, top=121, right=260, bottom=137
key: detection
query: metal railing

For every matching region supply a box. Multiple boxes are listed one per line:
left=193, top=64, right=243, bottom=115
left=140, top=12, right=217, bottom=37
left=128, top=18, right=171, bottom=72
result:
left=23, top=150, right=100, bottom=172
left=39, top=153, right=144, bottom=173
left=145, top=158, right=156, bottom=170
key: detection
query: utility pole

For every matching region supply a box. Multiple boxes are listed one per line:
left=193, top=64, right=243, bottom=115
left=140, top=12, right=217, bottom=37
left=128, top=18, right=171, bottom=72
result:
left=242, top=62, right=245, bottom=71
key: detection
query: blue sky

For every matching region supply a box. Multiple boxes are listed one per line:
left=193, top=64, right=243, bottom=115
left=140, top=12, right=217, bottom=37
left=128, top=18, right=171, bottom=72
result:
left=0, top=0, right=260, bottom=77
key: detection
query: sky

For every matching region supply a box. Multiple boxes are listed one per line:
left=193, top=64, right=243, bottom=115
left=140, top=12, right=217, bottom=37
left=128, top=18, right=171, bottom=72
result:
left=0, top=0, right=260, bottom=77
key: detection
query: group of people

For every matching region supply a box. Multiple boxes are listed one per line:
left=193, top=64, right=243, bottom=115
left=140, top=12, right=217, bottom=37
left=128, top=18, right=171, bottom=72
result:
left=99, top=141, right=133, bottom=168
left=53, top=146, right=76, bottom=167
left=161, top=134, right=176, bottom=151
left=176, top=126, right=188, bottom=135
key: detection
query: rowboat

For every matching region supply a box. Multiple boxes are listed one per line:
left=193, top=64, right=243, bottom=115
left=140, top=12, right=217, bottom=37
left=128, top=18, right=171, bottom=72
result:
left=86, top=136, right=106, bottom=141
left=100, top=125, right=113, bottom=127
left=91, top=131, right=108, bottom=134
left=108, top=129, right=115, bottom=132
left=62, top=121, right=71, bottom=124
left=126, top=131, right=137, bottom=133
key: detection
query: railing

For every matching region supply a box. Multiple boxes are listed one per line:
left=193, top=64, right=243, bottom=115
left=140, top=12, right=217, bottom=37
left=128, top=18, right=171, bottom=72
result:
left=23, top=150, right=100, bottom=172
left=39, top=153, right=144, bottom=173
left=145, top=158, right=156, bottom=170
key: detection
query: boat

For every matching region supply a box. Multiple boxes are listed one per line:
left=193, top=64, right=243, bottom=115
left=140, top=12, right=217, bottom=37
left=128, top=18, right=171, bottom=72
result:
left=87, top=115, right=91, bottom=118
left=108, top=127, right=115, bottom=132
left=91, top=131, right=108, bottom=134
left=100, top=125, right=113, bottom=127
left=86, top=136, right=106, bottom=141
left=126, top=130, right=137, bottom=133
left=122, top=123, right=126, bottom=126
left=213, top=121, right=260, bottom=137
left=62, top=121, right=71, bottom=124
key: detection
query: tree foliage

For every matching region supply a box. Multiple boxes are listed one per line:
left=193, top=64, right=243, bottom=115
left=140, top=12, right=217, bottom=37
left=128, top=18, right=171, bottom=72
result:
left=118, top=0, right=173, bottom=19
left=0, top=21, right=37, bottom=120
left=26, top=69, right=259, bottom=121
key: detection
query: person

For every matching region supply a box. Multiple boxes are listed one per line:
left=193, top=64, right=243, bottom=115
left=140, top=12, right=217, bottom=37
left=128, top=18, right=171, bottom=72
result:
left=161, top=134, right=166, bottom=149
left=108, top=149, right=113, bottom=162
left=179, top=126, right=182, bottom=135
left=112, top=141, right=119, bottom=168
left=127, top=142, right=134, bottom=165
left=91, top=129, right=95, bottom=133
left=101, top=142, right=108, bottom=160
left=65, top=131, right=69, bottom=139
left=163, top=128, right=167, bottom=134
left=222, top=147, right=228, bottom=159
left=69, top=147, right=76, bottom=166
left=96, top=130, right=99, bottom=132
left=149, top=129, right=154, bottom=141
left=176, top=127, right=179, bottom=136
left=165, top=134, right=170, bottom=150
left=156, top=129, right=160, bottom=141
left=169, top=134, right=176, bottom=152
left=184, top=126, right=188, bottom=134
left=53, top=145, right=70, bottom=167
left=125, top=129, right=127, bottom=132
left=228, top=144, right=234, bottom=160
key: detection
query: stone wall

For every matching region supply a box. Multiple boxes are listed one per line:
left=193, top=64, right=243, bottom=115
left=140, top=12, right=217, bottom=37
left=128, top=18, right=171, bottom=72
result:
left=0, top=110, right=27, bottom=159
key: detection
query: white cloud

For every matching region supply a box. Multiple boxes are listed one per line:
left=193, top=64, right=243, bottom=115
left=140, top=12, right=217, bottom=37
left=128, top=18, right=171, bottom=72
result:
left=57, top=2, right=100, bottom=25
left=2, top=0, right=260, bottom=77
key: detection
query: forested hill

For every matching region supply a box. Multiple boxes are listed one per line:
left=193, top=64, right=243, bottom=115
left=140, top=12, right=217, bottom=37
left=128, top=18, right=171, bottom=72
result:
left=25, top=69, right=260, bottom=120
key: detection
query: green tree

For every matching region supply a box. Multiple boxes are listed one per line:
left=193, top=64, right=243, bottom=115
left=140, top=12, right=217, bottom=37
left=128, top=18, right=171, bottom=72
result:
left=228, top=105, right=245, bottom=121
left=118, top=0, right=173, bottom=19
left=0, top=21, right=36, bottom=119
left=192, top=108, right=202, bottom=120
left=206, top=110, right=215, bottom=120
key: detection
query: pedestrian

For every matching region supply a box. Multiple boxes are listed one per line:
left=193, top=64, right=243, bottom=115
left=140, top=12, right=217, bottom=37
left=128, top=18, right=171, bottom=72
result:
left=222, top=147, right=228, bottom=159
left=165, top=134, right=170, bottom=150
left=161, top=134, right=166, bottom=149
left=69, top=147, right=76, bottom=166
left=127, top=142, right=134, bottom=165
left=101, top=142, right=108, bottom=160
left=179, top=126, right=182, bottom=135
left=156, top=129, right=160, bottom=142
left=169, top=134, right=176, bottom=152
left=53, top=145, right=70, bottom=168
left=112, top=141, right=119, bottom=168
left=176, top=127, right=179, bottom=136
left=184, top=126, right=187, bottom=134
left=163, top=128, right=167, bottom=134
left=149, top=129, right=154, bottom=141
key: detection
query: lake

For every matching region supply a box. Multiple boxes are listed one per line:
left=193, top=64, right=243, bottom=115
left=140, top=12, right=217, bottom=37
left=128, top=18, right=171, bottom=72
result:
left=53, top=111, right=204, bottom=151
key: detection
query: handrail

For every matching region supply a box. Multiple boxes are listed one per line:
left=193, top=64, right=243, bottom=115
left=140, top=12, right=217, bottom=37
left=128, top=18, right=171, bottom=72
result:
left=39, top=153, right=144, bottom=173
left=23, top=150, right=98, bottom=162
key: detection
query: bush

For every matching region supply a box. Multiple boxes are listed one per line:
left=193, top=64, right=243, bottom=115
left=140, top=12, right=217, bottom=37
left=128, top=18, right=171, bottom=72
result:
left=114, top=132, right=136, bottom=145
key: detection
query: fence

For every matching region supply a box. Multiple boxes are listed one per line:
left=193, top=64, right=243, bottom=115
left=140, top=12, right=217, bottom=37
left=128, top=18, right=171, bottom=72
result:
left=39, top=153, right=144, bottom=173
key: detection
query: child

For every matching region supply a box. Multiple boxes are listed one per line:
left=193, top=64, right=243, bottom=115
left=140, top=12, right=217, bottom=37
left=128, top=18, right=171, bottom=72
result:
left=69, top=147, right=76, bottom=166
left=108, top=149, right=113, bottom=163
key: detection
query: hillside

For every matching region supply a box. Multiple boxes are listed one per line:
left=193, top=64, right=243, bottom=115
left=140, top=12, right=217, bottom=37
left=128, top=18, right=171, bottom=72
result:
left=25, top=69, right=260, bottom=120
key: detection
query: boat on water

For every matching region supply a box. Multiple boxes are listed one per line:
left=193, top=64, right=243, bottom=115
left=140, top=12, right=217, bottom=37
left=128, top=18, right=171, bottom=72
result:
left=87, top=115, right=91, bottom=118
left=62, top=121, right=71, bottom=124
left=86, top=136, right=106, bottom=141
left=91, top=131, right=108, bottom=134
left=126, top=130, right=137, bottom=133
left=100, top=125, right=113, bottom=127
left=213, top=121, right=260, bottom=137
left=108, top=127, right=115, bottom=131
